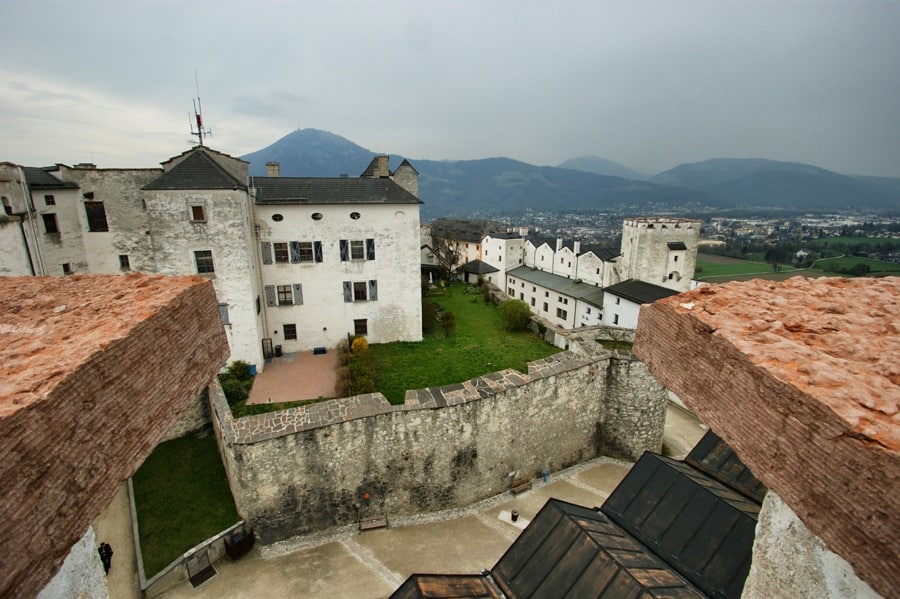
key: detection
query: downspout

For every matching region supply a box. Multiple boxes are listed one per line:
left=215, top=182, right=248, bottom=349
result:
left=14, top=213, right=36, bottom=275
left=18, top=166, right=45, bottom=275
left=248, top=177, right=271, bottom=346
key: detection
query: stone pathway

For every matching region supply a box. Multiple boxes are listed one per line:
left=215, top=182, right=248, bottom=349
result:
left=247, top=350, right=340, bottom=405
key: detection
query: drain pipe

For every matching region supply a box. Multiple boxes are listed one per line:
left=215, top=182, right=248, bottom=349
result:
left=18, top=166, right=45, bottom=275
left=13, top=212, right=36, bottom=275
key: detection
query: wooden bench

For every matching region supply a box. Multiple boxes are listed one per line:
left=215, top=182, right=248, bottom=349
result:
left=510, top=478, right=532, bottom=495
left=359, top=515, right=389, bottom=531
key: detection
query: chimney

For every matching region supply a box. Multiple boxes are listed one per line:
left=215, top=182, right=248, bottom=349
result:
left=556, top=238, right=563, bottom=252
left=374, top=155, right=390, bottom=178
left=266, top=162, right=280, bottom=177
left=574, top=241, right=581, bottom=254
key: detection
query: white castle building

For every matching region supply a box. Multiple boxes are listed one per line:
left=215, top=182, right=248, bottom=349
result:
left=0, top=148, right=423, bottom=372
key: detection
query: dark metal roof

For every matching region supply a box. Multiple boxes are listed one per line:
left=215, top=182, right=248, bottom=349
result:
left=603, top=279, right=679, bottom=304
left=22, top=167, right=79, bottom=190
left=483, top=232, right=521, bottom=240
left=685, top=430, right=767, bottom=504
left=507, top=266, right=605, bottom=308
left=668, top=242, right=688, bottom=250
left=390, top=574, right=500, bottom=599
left=458, top=259, right=499, bottom=275
left=601, top=453, right=760, bottom=599
left=491, top=499, right=705, bottom=598
left=582, top=246, right=620, bottom=261
left=253, top=177, right=422, bottom=205
left=143, top=150, right=246, bottom=191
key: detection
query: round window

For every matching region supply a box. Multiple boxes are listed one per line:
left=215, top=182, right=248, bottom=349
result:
left=350, top=211, right=361, bottom=220
left=311, top=212, right=323, bottom=221
left=271, top=214, right=284, bottom=222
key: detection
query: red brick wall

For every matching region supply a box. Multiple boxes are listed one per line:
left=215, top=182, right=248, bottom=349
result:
left=633, top=277, right=899, bottom=599
left=0, top=273, right=230, bottom=598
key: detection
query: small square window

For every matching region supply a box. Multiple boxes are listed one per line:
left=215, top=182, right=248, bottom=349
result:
left=273, top=242, right=290, bottom=263
left=350, top=240, right=365, bottom=260
left=62, top=263, right=72, bottom=275
left=297, top=242, right=314, bottom=262
left=194, top=250, right=214, bottom=274
left=354, top=319, right=368, bottom=335
left=44, top=194, right=55, bottom=206
left=277, top=284, right=293, bottom=305
left=191, top=205, right=206, bottom=222
left=42, top=213, right=59, bottom=234
left=353, top=281, right=368, bottom=301
left=219, top=304, right=230, bottom=325
left=283, top=323, right=297, bottom=340
left=118, top=255, right=130, bottom=271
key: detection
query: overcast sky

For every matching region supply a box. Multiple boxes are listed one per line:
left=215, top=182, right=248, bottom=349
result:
left=1, top=1, right=898, bottom=177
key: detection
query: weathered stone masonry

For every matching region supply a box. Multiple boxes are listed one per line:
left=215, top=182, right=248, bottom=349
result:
left=211, top=345, right=667, bottom=544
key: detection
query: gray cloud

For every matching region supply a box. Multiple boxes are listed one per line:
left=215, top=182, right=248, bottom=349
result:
left=0, top=0, right=897, bottom=177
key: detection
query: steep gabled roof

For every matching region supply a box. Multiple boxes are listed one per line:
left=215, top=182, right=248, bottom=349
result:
left=604, top=279, right=679, bottom=304
left=491, top=499, right=705, bottom=598
left=581, top=246, right=620, bottom=261
left=142, top=150, right=246, bottom=191
left=22, top=167, right=79, bottom=190
left=253, top=177, right=422, bottom=205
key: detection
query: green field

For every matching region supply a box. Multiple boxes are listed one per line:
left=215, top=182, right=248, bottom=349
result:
left=813, top=256, right=900, bottom=274
left=695, top=255, right=796, bottom=279
left=132, top=433, right=240, bottom=577
left=371, top=284, right=559, bottom=403
left=807, top=236, right=898, bottom=247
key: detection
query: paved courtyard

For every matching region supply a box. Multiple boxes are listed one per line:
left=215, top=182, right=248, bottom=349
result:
left=247, top=350, right=340, bottom=405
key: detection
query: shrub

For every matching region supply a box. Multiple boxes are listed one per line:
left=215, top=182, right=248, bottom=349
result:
left=440, top=311, right=456, bottom=337
left=499, top=299, right=532, bottom=331
left=335, top=338, right=351, bottom=365
left=218, top=360, right=254, bottom=407
left=422, top=300, right=437, bottom=334
left=351, top=336, right=369, bottom=355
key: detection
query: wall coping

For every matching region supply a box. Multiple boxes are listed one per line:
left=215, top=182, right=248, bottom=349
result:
left=212, top=348, right=614, bottom=445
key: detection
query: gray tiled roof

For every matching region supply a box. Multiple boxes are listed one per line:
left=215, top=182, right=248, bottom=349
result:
left=507, top=266, right=605, bottom=308
left=143, top=150, right=246, bottom=191
left=253, top=177, right=422, bottom=205
left=23, top=167, right=79, bottom=190
left=458, top=259, right=499, bottom=274
left=604, top=279, right=679, bottom=304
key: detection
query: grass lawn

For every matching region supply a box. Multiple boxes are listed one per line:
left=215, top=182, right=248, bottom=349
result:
left=814, top=256, right=900, bottom=274
left=132, top=432, right=240, bottom=577
left=371, top=284, right=560, bottom=403
left=695, top=254, right=793, bottom=278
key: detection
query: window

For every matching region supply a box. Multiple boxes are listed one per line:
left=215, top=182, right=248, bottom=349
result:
left=2, top=197, right=11, bottom=215
left=42, top=213, right=59, bottom=234
left=674, top=255, right=679, bottom=262
left=340, top=239, right=375, bottom=261
left=219, top=304, right=230, bottom=325
left=264, top=284, right=303, bottom=306
left=256, top=296, right=261, bottom=315
left=296, top=242, right=314, bottom=262
left=351, top=240, right=365, bottom=260
left=283, top=324, right=297, bottom=340
left=613, top=314, right=619, bottom=325
left=519, top=293, right=524, bottom=300
left=311, top=212, right=323, bottom=220
left=543, top=302, right=549, bottom=312
left=586, top=307, right=592, bottom=315
left=615, top=297, right=621, bottom=305
left=84, top=201, right=108, bottom=232
left=556, top=308, right=568, bottom=320
left=521, top=282, right=525, bottom=288
left=544, top=291, right=549, bottom=297
left=62, top=263, right=72, bottom=275
left=354, top=319, right=368, bottom=335
left=194, top=250, right=214, bottom=274
left=532, top=286, right=536, bottom=292
left=530, top=297, right=536, bottom=307
left=274, top=242, right=290, bottom=263
left=272, top=214, right=283, bottom=222
left=343, top=280, right=378, bottom=302
left=44, top=194, right=55, bottom=206
left=190, top=204, right=206, bottom=222
left=261, top=241, right=322, bottom=264
left=350, top=211, right=361, bottom=220
left=118, top=255, right=130, bottom=271
left=507, top=287, right=514, bottom=295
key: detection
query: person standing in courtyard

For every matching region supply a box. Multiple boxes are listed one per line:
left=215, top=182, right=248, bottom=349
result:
left=98, top=542, right=113, bottom=575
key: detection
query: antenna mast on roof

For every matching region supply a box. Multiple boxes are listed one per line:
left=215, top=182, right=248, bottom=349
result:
left=189, top=71, right=212, bottom=147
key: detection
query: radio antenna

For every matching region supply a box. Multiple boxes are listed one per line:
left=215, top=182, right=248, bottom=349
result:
left=189, top=71, right=212, bottom=146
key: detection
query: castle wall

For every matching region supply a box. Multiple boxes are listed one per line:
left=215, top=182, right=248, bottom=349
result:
left=210, top=347, right=667, bottom=544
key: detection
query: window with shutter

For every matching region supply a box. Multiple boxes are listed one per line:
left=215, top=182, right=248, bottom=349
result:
left=314, top=241, right=323, bottom=262
left=264, top=285, right=276, bottom=307
left=366, top=238, right=375, bottom=260
left=292, top=283, right=303, bottom=305
left=261, top=242, right=273, bottom=264
left=368, top=280, right=378, bottom=301
left=340, top=240, right=349, bottom=261
left=343, top=281, right=352, bottom=302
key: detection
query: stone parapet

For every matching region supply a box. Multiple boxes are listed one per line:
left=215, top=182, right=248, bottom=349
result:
left=0, top=273, right=229, bottom=598
left=633, top=276, right=899, bottom=599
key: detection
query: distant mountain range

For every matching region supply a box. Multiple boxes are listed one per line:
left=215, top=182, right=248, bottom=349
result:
left=242, top=129, right=900, bottom=218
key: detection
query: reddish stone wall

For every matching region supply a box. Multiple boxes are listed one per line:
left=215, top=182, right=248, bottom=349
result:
left=633, top=276, right=899, bottom=599
left=0, top=273, right=230, bottom=598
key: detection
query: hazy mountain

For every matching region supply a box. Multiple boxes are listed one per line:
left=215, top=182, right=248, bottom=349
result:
left=242, top=129, right=709, bottom=219
left=241, top=132, right=899, bottom=217
left=652, top=158, right=899, bottom=211
left=557, top=155, right=650, bottom=180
